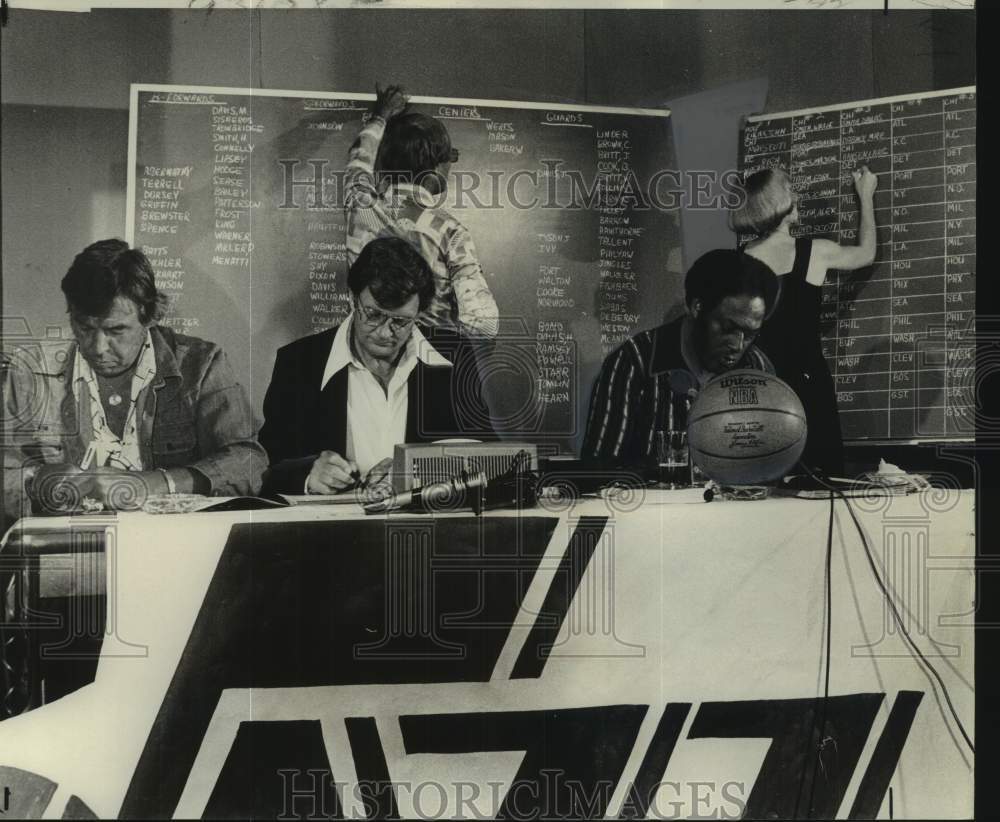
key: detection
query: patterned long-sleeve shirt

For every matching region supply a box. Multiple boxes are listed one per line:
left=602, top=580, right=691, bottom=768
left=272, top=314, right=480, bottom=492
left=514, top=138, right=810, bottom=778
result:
left=344, top=116, right=500, bottom=339
left=582, top=317, right=774, bottom=465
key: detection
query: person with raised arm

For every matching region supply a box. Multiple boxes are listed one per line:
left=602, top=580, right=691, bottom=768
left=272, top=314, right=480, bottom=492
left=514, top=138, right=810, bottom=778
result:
left=731, top=165, right=878, bottom=476
left=344, top=83, right=499, bottom=341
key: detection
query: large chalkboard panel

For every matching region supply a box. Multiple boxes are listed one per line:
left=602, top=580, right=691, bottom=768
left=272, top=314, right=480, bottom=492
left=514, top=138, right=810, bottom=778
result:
left=739, top=87, right=976, bottom=442
left=127, top=85, right=678, bottom=453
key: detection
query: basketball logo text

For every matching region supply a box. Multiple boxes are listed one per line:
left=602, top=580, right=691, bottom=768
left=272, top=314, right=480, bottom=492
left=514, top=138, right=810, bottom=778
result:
left=718, top=375, right=767, bottom=388
left=728, top=387, right=759, bottom=405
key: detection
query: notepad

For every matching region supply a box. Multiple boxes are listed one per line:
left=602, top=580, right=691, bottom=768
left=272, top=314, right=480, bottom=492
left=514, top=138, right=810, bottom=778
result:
left=278, top=493, right=364, bottom=506
left=143, top=495, right=288, bottom=513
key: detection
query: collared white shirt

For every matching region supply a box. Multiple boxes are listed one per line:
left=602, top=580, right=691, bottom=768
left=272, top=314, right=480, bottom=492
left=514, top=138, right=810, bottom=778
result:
left=320, top=313, right=451, bottom=475
left=72, top=330, right=157, bottom=470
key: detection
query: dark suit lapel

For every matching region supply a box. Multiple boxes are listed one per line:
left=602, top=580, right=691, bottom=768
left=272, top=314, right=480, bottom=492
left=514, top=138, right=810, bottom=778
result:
left=406, top=361, right=457, bottom=443
left=405, top=362, right=423, bottom=442
left=319, top=367, right=349, bottom=454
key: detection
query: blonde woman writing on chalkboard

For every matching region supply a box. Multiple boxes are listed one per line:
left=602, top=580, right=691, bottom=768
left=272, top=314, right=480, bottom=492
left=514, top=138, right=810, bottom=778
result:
left=344, top=84, right=499, bottom=340
left=730, top=165, right=878, bottom=476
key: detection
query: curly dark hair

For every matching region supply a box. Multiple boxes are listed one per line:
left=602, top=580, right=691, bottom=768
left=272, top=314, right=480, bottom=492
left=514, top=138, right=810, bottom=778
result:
left=347, top=236, right=436, bottom=312
left=376, top=112, right=452, bottom=195
left=685, top=249, right=778, bottom=315
left=61, top=239, right=168, bottom=323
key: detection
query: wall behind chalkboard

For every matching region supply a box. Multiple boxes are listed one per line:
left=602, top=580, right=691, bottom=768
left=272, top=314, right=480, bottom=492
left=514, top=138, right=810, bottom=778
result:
left=738, top=87, right=976, bottom=443
left=127, top=85, right=680, bottom=453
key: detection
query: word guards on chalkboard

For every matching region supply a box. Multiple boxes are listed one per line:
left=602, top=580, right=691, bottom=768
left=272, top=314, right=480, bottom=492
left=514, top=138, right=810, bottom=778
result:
left=739, top=87, right=976, bottom=444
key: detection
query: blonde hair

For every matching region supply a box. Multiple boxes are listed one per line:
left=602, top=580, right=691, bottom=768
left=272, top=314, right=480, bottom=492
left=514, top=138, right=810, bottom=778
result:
left=729, top=167, right=795, bottom=237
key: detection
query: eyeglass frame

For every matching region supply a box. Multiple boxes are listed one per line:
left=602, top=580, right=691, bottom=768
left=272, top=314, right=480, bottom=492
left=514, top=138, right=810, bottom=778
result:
left=352, top=293, right=418, bottom=336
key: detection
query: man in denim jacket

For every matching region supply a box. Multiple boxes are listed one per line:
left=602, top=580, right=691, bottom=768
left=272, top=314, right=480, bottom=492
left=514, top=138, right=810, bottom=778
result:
left=1, top=240, right=266, bottom=522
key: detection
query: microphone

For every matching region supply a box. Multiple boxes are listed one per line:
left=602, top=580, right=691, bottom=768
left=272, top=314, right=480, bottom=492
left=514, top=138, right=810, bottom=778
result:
left=363, top=450, right=538, bottom=515
left=363, top=469, right=487, bottom=515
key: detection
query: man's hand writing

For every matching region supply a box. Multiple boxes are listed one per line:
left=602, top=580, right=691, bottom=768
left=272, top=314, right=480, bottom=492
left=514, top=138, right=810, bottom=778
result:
left=307, top=450, right=360, bottom=494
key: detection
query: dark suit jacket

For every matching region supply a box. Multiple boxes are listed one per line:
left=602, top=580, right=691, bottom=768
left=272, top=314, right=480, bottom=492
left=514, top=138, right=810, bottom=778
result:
left=259, top=325, right=495, bottom=494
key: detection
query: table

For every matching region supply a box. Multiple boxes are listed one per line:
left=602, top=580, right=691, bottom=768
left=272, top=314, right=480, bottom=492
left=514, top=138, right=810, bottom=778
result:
left=0, top=490, right=976, bottom=819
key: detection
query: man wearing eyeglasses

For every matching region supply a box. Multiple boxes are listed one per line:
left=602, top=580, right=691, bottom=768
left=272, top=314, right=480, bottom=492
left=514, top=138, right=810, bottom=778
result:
left=344, top=83, right=499, bottom=340
left=259, top=237, right=493, bottom=496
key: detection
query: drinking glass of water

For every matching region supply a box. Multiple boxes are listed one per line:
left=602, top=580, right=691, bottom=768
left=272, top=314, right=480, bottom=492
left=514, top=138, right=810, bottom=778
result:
left=655, top=430, right=690, bottom=488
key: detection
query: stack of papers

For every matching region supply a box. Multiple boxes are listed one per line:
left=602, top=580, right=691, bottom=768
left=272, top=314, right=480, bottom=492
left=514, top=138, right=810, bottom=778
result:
left=860, top=458, right=930, bottom=493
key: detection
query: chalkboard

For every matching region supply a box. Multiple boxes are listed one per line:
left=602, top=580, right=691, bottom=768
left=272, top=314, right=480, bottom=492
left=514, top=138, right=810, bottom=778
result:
left=126, top=85, right=679, bottom=453
left=739, top=87, right=976, bottom=442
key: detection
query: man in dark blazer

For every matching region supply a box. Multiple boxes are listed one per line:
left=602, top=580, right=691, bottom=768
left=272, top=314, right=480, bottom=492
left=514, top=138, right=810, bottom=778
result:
left=260, top=237, right=494, bottom=496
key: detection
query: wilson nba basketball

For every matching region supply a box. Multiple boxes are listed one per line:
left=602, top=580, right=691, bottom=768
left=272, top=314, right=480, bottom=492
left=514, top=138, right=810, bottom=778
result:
left=687, top=370, right=807, bottom=485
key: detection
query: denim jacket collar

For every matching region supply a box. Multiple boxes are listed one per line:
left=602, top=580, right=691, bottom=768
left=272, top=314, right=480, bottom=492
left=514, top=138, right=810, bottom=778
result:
left=56, top=326, right=182, bottom=469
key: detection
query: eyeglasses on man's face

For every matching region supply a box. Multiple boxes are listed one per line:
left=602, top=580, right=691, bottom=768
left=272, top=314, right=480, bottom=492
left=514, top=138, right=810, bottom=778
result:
left=353, top=295, right=417, bottom=335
